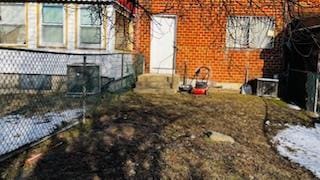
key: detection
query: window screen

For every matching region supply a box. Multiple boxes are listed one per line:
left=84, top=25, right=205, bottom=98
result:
left=19, top=75, right=52, bottom=90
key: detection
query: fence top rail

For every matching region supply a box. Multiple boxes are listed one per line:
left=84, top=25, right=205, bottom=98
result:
left=0, top=46, right=133, bottom=56
left=289, top=68, right=318, bottom=74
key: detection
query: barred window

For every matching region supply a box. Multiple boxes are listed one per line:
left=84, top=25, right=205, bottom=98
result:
left=0, top=3, right=26, bottom=45
left=115, top=12, right=132, bottom=51
left=19, top=75, right=52, bottom=90
left=79, top=6, right=102, bottom=48
left=226, top=16, right=275, bottom=49
left=41, top=4, right=64, bottom=44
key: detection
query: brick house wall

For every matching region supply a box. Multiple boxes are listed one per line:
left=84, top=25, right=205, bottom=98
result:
left=134, top=0, right=286, bottom=85
left=290, top=0, right=320, bottom=17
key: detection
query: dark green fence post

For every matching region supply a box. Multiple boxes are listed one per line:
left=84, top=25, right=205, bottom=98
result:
left=121, top=54, right=124, bottom=88
left=82, top=55, right=87, bottom=122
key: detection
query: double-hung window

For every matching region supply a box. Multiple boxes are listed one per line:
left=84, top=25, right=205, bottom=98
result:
left=115, top=12, right=132, bottom=51
left=79, top=6, right=102, bottom=48
left=41, top=4, right=64, bottom=46
left=0, top=3, right=26, bottom=45
left=226, top=16, right=275, bottom=49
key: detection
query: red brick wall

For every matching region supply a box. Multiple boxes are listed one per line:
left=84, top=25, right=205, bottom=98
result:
left=134, top=0, right=286, bottom=83
left=290, top=0, right=320, bottom=17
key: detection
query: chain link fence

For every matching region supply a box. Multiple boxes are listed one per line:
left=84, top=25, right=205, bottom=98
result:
left=0, top=47, right=144, bottom=159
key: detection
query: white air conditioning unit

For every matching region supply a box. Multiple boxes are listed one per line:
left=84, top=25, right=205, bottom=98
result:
left=257, top=78, right=279, bottom=97
left=67, top=63, right=101, bottom=96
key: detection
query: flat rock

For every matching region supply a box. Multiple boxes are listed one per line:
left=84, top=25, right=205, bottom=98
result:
left=206, top=131, right=235, bottom=144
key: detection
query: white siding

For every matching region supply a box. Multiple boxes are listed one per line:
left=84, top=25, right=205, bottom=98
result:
left=107, top=5, right=116, bottom=52
left=67, top=4, right=76, bottom=50
left=27, top=3, right=37, bottom=49
left=0, top=48, right=134, bottom=79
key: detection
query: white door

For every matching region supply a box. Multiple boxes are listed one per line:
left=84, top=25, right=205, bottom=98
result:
left=150, top=16, right=176, bottom=74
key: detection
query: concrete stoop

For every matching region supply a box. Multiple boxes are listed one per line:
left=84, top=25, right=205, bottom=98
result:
left=134, top=74, right=180, bottom=94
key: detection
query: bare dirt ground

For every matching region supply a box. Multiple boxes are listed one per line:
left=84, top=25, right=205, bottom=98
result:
left=0, top=91, right=317, bottom=179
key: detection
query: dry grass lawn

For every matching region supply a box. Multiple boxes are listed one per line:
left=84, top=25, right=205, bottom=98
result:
left=0, top=91, right=316, bottom=179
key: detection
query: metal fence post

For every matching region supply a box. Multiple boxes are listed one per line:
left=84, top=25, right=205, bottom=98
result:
left=314, top=74, right=319, bottom=113
left=82, top=55, right=87, bottom=122
left=315, top=52, right=320, bottom=113
left=121, top=54, right=124, bottom=88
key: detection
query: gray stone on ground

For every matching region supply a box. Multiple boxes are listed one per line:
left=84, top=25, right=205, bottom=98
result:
left=206, top=131, right=235, bottom=144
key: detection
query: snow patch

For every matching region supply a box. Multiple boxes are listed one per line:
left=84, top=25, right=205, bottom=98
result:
left=0, top=109, right=83, bottom=156
left=273, top=123, right=320, bottom=178
left=287, top=103, right=302, bottom=111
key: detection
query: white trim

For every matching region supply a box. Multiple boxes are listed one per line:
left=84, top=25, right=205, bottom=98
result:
left=107, top=5, right=115, bottom=52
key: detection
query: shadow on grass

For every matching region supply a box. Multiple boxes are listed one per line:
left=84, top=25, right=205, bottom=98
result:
left=0, top=83, right=82, bottom=118
left=24, top=92, right=185, bottom=179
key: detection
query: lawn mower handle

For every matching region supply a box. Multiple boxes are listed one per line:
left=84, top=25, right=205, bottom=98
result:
left=195, top=66, right=210, bottom=76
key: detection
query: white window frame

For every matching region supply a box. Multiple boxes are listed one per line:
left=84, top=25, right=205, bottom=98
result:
left=39, top=4, right=66, bottom=47
left=226, top=16, right=275, bottom=49
left=0, top=3, right=26, bottom=46
left=77, top=5, right=105, bottom=49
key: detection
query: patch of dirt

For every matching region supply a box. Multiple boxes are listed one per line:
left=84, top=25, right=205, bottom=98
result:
left=0, top=92, right=316, bottom=179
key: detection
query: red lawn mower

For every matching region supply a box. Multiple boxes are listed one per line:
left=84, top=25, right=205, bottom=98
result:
left=179, top=65, right=210, bottom=95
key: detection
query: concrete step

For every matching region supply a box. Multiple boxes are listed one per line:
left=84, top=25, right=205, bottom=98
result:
left=133, top=88, right=177, bottom=94
left=136, top=81, right=172, bottom=89
left=135, top=74, right=180, bottom=90
left=138, top=74, right=180, bottom=83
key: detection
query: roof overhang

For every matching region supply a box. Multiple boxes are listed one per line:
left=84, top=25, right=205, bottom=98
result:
left=0, top=0, right=136, bottom=13
left=0, top=0, right=113, bottom=4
